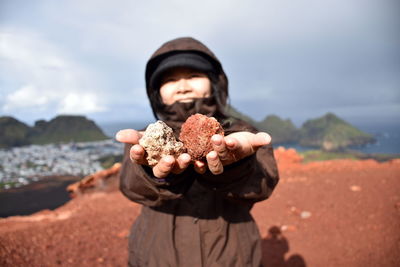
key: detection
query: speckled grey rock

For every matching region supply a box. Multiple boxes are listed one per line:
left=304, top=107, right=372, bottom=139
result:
left=139, top=121, right=185, bottom=166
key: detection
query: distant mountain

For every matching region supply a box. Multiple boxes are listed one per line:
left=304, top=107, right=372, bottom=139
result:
left=256, top=115, right=300, bottom=144
left=225, top=106, right=299, bottom=144
left=225, top=105, right=258, bottom=126
left=299, top=113, right=376, bottom=151
left=30, top=115, right=108, bottom=144
left=1, top=112, right=376, bottom=151
left=0, top=117, right=31, bottom=148
left=0, top=115, right=108, bottom=148
left=225, top=108, right=375, bottom=150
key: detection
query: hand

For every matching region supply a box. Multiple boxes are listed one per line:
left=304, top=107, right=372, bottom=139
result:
left=116, top=129, right=191, bottom=179
left=204, top=131, right=271, bottom=175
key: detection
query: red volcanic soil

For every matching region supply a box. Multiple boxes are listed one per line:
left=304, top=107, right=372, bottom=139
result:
left=1, top=148, right=400, bottom=267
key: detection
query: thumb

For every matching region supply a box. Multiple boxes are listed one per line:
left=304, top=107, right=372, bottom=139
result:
left=252, top=132, right=271, bottom=148
left=115, top=129, right=142, bottom=144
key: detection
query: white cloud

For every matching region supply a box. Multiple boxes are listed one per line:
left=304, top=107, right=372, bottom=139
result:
left=58, top=93, right=106, bottom=114
left=3, top=84, right=48, bottom=111
left=1, top=0, right=398, bottom=124
left=0, top=28, right=108, bottom=116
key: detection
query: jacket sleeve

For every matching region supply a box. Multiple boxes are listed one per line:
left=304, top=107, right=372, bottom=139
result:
left=119, top=144, right=195, bottom=207
left=196, top=143, right=279, bottom=205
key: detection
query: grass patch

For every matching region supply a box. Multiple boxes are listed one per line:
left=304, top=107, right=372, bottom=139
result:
left=300, top=150, right=357, bottom=163
left=300, top=149, right=400, bottom=163
left=99, top=155, right=123, bottom=169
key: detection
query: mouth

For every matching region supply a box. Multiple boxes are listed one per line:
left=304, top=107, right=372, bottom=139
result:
left=177, top=98, right=194, bottom=103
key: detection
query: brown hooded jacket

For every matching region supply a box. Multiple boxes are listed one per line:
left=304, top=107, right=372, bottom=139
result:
left=120, top=37, right=279, bottom=267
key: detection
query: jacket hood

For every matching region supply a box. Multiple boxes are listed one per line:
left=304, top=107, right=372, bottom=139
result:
left=145, top=37, right=229, bottom=120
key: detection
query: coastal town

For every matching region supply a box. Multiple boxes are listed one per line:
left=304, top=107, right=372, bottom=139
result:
left=0, top=139, right=124, bottom=189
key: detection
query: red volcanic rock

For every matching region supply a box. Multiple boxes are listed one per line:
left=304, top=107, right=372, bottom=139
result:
left=66, top=163, right=121, bottom=197
left=274, top=146, right=303, bottom=166
left=179, top=113, right=224, bottom=161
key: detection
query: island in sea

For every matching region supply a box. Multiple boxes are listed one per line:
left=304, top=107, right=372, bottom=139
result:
left=226, top=106, right=376, bottom=152
left=0, top=111, right=395, bottom=191
left=1, top=111, right=376, bottom=152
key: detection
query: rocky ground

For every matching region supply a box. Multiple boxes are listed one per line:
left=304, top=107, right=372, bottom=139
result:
left=0, top=148, right=399, bottom=267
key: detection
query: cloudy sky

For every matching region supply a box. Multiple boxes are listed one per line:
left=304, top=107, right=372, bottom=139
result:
left=1, top=0, right=399, bottom=127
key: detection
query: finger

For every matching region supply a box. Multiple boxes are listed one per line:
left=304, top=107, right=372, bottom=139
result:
left=211, top=135, right=230, bottom=161
left=224, top=136, right=244, bottom=163
left=206, top=151, right=224, bottom=175
left=225, top=136, right=238, bottom=151
left=116, top=129, right=142, bottom=144
left=251, top=132, right=271, bottom=148
left=194, top=160, right=206, bottom=174
left=153, top=155, right=175, bottom=178
left=171, top=153, right=191, bottom=174
left=130, top=144, right=146, bottom=165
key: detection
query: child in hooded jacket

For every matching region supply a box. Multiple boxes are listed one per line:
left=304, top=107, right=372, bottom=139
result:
left=116, top=37, right=279, bottom=267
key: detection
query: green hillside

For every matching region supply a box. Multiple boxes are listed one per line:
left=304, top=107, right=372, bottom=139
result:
left=256, top=115, right=300, bottom=144
left=30, top=115, right=108, bottom=144
left=299, top=113, right=375, bottom=151
left=225, top=106, right=300, bottom=144
left=0, top=115, right=108, bottom=148
left=225, top=105, right=258, bottom=126
left=225, top=108, right=375, bottom=150
left=0, top=117, right=31, bottom=148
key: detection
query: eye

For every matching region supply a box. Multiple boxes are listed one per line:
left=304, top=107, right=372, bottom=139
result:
left=162, top=77, right=178, bottom=84
left=189, top=73, right=206, bottom=79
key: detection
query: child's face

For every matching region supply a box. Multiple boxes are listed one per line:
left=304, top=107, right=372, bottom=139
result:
left=159, top=67, right=211, bottom=105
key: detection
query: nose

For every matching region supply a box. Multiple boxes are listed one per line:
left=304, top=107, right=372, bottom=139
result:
left=176, top=78, right=192, bottom=93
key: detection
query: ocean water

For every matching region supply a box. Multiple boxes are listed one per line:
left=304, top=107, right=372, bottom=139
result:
left=99, top=121, right=400, bottom=155
left=351, top=122, right=400, bottom=154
